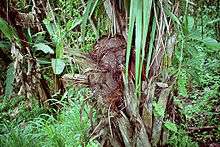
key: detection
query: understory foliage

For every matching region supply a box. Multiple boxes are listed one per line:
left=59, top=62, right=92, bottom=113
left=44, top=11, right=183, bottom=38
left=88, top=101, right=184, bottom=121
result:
left=173, top=3, right=220, bottom=144
left=0, top=0, right=219, bottom=147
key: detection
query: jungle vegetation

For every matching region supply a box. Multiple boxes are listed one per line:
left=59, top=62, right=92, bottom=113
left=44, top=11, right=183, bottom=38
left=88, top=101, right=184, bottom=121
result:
left=0, top=0, right=219, bottom=146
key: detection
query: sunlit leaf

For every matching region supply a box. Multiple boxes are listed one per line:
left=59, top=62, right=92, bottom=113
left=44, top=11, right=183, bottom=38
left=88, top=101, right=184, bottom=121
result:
left=52, top=59, right=65, bottom=75
left=43, top=18, right=64, bottom=58
left=203, top=37, right=220, bottom=50
left=34, top=43, right=54, bottom=54
left=164, top=120, right=177, bottom=132
left=32, top=32, right=46, bottom=43
left=187, top=16, right=194, bottom=32
left=43, top=19, right=58, bottom=44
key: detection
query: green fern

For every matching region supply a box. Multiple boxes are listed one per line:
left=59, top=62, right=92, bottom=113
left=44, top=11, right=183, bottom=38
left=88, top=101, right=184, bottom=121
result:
left=4, top=63, right=15, bottom=99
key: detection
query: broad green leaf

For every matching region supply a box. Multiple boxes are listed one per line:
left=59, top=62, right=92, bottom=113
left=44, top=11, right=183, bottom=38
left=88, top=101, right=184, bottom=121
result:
left=34, top=43, right=54, bottom=54
left=203, top=37, right=220, bottom=50
left=32, top=32, right=46, bottom=43
left=164, top=120, right=177, bottom=132
left=52, top=59, right=65, bottom=75
left=43, top=18, right=64, bottom=58
left=43, top=19, right=58, bottom=44
left=187, top=16, right=194, bottom=32
left=43, top=19, right=55, bottom=37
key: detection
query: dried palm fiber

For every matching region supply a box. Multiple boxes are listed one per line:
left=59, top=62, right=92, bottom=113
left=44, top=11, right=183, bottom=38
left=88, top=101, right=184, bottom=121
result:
left=64, top=34, right=147, bottom=111
left=86, top=35, right=127, bottom=110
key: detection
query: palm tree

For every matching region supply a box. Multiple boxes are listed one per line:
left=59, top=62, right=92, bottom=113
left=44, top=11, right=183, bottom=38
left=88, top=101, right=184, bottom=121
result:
left=0, top=0, right=180, bottom=146
left=71, top=0, right=180, bottom=146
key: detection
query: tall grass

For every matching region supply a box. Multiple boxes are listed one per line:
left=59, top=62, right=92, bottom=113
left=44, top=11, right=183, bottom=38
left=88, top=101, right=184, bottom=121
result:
left=0, top=88, right=98, bottom=147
